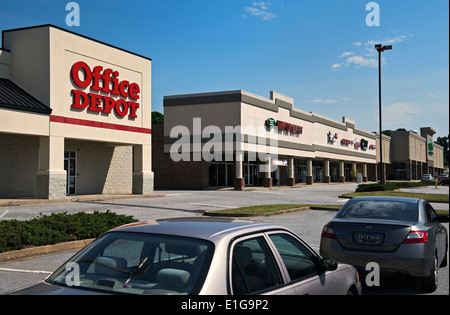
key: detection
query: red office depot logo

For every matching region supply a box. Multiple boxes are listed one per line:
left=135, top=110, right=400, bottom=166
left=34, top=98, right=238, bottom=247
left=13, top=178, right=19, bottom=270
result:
left=70, top=61, right=140, bottom=119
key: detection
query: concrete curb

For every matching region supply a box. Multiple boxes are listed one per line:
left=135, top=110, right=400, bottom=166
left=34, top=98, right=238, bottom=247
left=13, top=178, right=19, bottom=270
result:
left=203, top=206, right=339, bottom=218
left=0, top=239, right=94, bottom=263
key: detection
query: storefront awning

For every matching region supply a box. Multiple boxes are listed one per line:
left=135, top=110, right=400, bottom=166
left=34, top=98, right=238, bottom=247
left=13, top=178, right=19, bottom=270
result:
left=0, top=78, right=52, bottom=114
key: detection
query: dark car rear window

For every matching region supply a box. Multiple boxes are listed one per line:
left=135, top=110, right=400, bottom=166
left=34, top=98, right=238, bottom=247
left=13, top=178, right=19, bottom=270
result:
left=336, top=200, right=418, bottom=222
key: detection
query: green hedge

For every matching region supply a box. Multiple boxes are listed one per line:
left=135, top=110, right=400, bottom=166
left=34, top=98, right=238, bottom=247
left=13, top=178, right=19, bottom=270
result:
left=0, top=211, right=137, bottom=254
left=356, top=181, right=430, bottom=193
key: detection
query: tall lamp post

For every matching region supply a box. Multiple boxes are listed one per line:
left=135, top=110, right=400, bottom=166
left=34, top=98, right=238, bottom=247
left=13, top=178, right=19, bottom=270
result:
left=375, top=44, right=392, bottom=185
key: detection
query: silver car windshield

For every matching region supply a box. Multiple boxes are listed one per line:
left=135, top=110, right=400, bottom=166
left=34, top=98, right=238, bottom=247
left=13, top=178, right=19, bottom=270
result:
left=47, top=232, right=214, bottom=295
left=336, top=200, right=418, bottom=222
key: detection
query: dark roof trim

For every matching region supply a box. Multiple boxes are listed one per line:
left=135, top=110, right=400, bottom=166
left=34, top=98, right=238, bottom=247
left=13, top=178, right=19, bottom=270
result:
left=0, top=78, right=52, bottom=115
left=2, top=24, right=152, bottom=62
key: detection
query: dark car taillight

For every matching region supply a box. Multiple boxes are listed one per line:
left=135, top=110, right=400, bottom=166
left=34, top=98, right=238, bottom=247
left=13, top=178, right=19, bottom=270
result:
left=403, top=230, right=428, bottom=244
left=322, top=224, right=336, bottom=239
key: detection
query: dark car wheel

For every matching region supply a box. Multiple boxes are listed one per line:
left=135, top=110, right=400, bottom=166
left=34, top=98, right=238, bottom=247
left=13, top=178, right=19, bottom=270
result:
left=440, top=241, right=448, bottom=268
left=422, top=254, right=438, bottom=292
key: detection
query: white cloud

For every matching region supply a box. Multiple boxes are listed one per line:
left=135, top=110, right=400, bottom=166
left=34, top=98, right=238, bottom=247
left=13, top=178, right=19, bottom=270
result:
left=309, top=98, right=341, bottom=104
left=332, top=34, right=412, bottom=70
left=331, top=63, right=342, bottom=69
left=243, top=2, right=277, bottom=21
left=345, top=55, right=379, bottom=68
left=340, top=51, right=354, bottom=58
left=382, top=102, right=419, bottom=128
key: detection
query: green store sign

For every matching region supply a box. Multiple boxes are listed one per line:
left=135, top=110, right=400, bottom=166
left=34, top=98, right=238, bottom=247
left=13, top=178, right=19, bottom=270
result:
left=428, top=139, right=434, bottom=157
left=265, top=118, right=277, bottom=127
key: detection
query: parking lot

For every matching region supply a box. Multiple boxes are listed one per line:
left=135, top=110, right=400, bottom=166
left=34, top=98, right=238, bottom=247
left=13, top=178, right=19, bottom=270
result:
left=0, top=184, right=448, bottom=295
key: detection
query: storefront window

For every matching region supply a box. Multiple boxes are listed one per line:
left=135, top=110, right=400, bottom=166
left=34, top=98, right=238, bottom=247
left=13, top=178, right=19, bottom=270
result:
left=209, top=162, right=234, bottom=187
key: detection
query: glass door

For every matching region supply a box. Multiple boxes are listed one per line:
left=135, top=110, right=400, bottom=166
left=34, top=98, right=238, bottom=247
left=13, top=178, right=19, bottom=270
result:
left=64, top=151, right=77, bottom=195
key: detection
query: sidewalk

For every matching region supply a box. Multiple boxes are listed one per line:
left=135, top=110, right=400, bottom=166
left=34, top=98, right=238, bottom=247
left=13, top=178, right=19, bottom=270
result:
left=0, top=182, right=346, bottom=207
left=0, top=193, right=167, bottom=208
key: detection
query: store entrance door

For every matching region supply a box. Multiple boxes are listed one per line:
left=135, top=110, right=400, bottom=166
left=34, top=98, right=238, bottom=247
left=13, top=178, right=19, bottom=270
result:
left=64, top=151, right=77, bottom=195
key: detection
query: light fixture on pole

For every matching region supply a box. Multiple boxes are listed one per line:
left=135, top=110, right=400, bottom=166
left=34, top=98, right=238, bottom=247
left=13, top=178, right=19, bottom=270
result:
left=375, top=44, right=392, bottom=185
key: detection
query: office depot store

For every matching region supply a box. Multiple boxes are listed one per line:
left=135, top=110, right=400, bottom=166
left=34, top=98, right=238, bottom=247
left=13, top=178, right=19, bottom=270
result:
left=0, top=25, right=153, bottom=199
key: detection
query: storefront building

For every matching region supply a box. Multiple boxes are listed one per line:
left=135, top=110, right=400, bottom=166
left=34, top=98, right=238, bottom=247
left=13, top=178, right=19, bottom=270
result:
left=153, top=90, right=379, bottom=190
left=0, top=25, right=153, bottom=199
left=382, top=128, right=445, bottom=181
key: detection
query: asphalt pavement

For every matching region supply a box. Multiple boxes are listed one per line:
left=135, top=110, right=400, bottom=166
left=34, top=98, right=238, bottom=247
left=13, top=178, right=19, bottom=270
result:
left=0, top=183, right=448, bottom=295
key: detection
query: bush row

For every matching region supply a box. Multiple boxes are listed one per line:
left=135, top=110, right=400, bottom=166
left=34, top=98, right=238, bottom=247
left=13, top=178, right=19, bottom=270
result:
left=0, top=210, right=137, bottom=254
left=356, top=181, right=430, bottom=193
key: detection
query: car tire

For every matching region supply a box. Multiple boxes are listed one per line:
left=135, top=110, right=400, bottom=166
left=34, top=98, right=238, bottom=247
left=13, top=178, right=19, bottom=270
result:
left=440, top=241, right=448, bottom=268
left=422, top=254, right=438, bottom=292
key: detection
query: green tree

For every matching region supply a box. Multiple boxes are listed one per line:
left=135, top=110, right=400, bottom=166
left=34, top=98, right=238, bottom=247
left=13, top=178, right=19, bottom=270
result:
left=435, top=135, right=449, bottom=166
left=151, top=111, right=164, bottom=124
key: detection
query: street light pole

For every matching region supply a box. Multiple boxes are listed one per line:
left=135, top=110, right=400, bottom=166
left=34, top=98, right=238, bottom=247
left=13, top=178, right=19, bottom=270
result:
left=375, top=44, right=392, bottom=185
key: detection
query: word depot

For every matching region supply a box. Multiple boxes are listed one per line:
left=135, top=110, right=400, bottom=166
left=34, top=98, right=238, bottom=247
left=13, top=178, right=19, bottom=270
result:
left=70, top=61, right=140, bottom=119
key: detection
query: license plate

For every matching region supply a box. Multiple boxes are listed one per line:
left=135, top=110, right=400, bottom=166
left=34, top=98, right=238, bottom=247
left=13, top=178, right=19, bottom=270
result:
left=355, top=232, right=383, bottom=245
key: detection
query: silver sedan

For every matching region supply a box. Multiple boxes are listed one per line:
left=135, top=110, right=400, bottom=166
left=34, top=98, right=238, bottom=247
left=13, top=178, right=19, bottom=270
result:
left=7, top=217, right=361, bottom=295
left=320, top=197, right=448, bottom=292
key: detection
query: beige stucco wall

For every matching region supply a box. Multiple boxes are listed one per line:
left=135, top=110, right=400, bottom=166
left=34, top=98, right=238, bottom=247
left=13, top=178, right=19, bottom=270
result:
left=65, top=140, right=133, bottom=195
left=434, top=144, right=444, bottom=169
left=49, top=27, right=152, bottom=144
left=376, top=133, right=391, bottom=164
left=390, top=130, right=426, bottom=163
left=3, top=27, right=51, bottom=106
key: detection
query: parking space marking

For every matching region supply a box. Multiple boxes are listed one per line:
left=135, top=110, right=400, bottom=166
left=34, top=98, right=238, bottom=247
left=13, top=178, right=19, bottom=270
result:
left=190, top=203, right=236, bottom=209
left=252, top=191, right=285, bottom=195
left=0, top=210, right=10, bottom=218
left=0, top=267, right=52, bottom=275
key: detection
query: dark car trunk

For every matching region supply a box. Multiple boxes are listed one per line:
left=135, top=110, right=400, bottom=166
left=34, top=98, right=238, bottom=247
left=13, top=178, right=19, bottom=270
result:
left=331, top=219, right=414, bottom=252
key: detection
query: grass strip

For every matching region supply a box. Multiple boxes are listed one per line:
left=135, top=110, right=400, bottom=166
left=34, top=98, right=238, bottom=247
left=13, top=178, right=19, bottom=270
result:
left=340, top=191, right=449, bottom=203
left=206, top=204, right=342, bottom=217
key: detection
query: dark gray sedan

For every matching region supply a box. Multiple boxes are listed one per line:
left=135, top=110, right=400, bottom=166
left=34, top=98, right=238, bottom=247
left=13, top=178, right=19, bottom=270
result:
left=320, top=197, right=448, bottom=292
left=7, top=217, right=361, bottom=295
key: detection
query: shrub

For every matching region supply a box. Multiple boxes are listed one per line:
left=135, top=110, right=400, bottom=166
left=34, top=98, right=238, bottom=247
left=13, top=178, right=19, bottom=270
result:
left=356, top=181, right=430, bottom=193
left=0, top=211, right=137, bottom=253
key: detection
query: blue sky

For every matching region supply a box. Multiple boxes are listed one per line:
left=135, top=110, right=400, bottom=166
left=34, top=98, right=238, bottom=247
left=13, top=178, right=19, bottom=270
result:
left=1, top=0, right=448, bottom=138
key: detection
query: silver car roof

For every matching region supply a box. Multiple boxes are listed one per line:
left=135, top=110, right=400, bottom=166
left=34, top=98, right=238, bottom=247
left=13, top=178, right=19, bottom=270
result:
left=347, top=196, right=422, bottom=204
left=108, top=217, right=286, bottom=241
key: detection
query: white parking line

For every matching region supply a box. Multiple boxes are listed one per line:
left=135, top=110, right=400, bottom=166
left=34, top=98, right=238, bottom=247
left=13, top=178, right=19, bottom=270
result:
left=0, top=267, right=52, bottom=275
left=252, top=191, right=285, bottom=195
left=190, top=203, right=236, bottom=209
left=0, top=210, right=10, bottom=218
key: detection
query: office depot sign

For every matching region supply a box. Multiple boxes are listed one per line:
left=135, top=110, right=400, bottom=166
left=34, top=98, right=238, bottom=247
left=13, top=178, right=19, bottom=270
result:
left=70, top=61, right=140, bottom=119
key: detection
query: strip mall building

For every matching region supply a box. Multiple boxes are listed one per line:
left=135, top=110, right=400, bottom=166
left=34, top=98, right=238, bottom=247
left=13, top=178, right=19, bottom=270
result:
left=154, top=91, right=379, bottom=190
left=1, top=25, right=444, bottom=198
left=153, top=90, right=445, bottom=190
left=0, top=25, right=153, bottom=199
